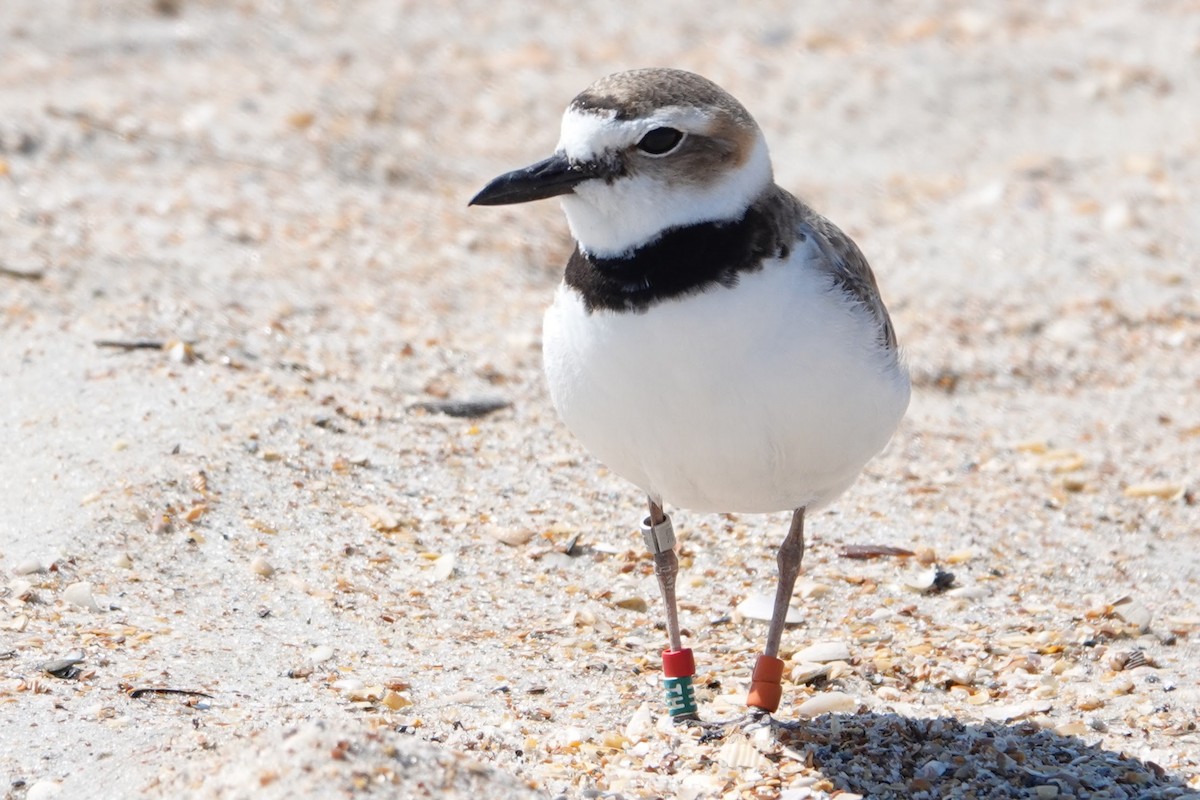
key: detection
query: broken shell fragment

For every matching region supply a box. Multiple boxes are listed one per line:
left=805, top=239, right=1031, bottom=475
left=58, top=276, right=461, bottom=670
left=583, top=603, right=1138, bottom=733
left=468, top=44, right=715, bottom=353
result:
left=793, top=641, right=851, bottom=663
left=63, top=582, right=101, bottom=611
left=736, top=594, right=801, bottom=623
left=795, top=691, right=857, bottom=717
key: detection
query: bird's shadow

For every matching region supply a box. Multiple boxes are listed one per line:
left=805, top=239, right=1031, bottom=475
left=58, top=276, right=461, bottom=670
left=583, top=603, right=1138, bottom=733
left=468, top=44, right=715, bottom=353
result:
left=770, top=711, right=1193, bottom=799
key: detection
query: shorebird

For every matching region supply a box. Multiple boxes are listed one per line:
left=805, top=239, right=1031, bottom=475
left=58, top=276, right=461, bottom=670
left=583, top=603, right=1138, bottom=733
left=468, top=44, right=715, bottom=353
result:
left=471, top=68, right=909, bottom=720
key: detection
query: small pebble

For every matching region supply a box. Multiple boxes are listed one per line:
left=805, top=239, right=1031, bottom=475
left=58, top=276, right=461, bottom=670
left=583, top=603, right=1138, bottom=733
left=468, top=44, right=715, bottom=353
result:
left=614, top=596, right=648, bottom=612
left=250, top=556, right=275, bottom=577
left=1101, top=202, right=1135, bottom=230
left=63, top=581, right=100, bottom=611
left=112, top=552, right=133, bottom=569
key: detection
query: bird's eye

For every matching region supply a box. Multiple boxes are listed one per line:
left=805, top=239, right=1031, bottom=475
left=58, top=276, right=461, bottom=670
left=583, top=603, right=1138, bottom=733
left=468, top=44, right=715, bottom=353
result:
left=636, top=127, right=684, bottom=155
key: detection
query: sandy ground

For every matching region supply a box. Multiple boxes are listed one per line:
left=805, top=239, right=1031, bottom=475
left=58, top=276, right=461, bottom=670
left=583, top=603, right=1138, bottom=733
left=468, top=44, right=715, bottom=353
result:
left=1, top=1, right=1198, bottom=798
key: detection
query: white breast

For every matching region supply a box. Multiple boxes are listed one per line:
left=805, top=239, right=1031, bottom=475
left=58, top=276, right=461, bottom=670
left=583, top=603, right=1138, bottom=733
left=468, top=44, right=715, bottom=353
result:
left=541, top=245, right=910, bottom=514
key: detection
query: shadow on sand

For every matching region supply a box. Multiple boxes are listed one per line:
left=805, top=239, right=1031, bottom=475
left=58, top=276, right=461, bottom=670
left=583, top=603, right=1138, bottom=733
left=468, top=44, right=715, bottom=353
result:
left=774, top=712, right=1194, bottom=799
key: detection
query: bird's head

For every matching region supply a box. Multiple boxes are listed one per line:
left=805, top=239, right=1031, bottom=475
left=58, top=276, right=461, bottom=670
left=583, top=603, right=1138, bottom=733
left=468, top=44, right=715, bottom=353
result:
left=470, top=68, right=773, bottom=257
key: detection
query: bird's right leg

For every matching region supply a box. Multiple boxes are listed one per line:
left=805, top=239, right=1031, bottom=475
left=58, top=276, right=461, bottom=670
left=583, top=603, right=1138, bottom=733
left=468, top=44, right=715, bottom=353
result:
left=643, top=498, right=698, bottom=721
left=747, top=507, right=806, bottom=715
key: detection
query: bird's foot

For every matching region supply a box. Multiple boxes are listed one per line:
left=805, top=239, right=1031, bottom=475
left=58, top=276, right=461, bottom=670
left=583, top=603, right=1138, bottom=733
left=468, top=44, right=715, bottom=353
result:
left=676, top=708, right=804, bottom=742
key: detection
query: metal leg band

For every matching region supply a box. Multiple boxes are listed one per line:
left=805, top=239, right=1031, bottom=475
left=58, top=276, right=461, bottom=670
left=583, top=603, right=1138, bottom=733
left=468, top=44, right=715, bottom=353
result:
left=640, top=514, right=676, bottom=554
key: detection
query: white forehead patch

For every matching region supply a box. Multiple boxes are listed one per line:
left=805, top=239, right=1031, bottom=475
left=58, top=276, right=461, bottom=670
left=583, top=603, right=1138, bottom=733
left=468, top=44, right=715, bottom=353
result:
left=556, top=107, right=716, bottom=162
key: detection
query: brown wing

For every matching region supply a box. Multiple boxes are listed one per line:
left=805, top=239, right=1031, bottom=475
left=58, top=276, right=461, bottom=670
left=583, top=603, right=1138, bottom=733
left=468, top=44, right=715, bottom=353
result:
left=796, top=211, right=898, bottom=350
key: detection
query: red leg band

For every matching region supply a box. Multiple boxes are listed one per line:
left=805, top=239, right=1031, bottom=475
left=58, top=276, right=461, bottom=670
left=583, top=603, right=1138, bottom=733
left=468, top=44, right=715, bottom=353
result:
left=746, top=654, right=785, bottom=712
left=662, top=648, right=695, bottom=678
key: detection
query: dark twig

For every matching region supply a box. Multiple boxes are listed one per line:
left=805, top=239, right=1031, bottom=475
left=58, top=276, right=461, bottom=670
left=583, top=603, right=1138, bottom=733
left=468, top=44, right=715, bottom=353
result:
left=95, top=340, right=168, bottom=351
left=0, top=266, right=45, bottom=281
left=128, top=687, right=214, bottom=699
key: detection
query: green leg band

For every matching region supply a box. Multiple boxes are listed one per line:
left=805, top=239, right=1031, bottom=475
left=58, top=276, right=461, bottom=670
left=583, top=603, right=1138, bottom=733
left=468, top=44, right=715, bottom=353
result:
left=663, top=675, right=698, bottom=718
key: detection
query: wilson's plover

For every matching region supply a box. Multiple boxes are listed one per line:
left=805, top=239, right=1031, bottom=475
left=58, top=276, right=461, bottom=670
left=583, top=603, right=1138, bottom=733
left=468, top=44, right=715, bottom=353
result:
left=471, top=68, right=910, bottom=720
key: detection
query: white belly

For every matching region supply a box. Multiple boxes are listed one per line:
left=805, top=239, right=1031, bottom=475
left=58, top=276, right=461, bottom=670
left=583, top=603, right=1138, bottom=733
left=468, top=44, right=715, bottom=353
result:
left=541, top=256, right=910, bottom=513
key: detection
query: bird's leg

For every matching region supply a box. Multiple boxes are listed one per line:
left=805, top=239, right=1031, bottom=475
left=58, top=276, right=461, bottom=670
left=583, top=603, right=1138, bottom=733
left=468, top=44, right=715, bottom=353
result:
left=747, top=507, right=806, bottom=714
left=646, top=500, right=683, bottom=652
left=643, top=498, right=698, bottom=721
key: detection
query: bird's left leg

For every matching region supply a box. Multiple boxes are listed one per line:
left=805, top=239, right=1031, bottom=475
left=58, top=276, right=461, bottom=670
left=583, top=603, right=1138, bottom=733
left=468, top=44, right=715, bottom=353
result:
left=643, top=498, right=698, bottom=721
left=747, top=507, right=806, bottom=714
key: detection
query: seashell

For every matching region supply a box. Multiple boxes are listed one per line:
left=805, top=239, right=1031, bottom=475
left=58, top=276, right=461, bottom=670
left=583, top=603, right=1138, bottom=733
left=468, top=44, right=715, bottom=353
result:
left=795, top=691, right=856, bottom=717
left=429, top=552, right=456, bottom=582
left=1112, top=649, right=1150, bottom=670
left=1112, top=600, right=1152, bottom=632
left=735, top=594, right=800, bottom=623
left=411, top=397, right=511, bottom=418
left=906, top=566, right=955, bottom=594
left=624, top=702, right=653, bottom=741
left=63, top=582, right=100, bottom=611
left=41, top=654, right=86, bottom=679
left=946, top=585, right=989, bottom=600
left=13, top=558, right=45, bottom=575
left=790, top=661, right=832, bottom=685
left=346, top=684, right=385, bottom=702
left=981, top=699, right=1052, bottom=722
left=718, top=733, right=771, bottom=771
left=309, top=645, right=335, bottom=663
left=485, top=526, right=534, bottom=546
left=166, top=340, right=195, bottom=364
left=793, top=641, right=850, bottom=663
left=1122, top=481, right=1184, bottom=500
left=24, top=780, right=63, bottom=800
left=381, top=690, right=412, bottom=710
left=795, top=579, right=829, bottom=599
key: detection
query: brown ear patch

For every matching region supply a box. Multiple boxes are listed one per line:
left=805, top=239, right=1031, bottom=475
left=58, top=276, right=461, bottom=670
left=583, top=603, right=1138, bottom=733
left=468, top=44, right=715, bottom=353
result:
left=634, top=114, right=756, bottom=190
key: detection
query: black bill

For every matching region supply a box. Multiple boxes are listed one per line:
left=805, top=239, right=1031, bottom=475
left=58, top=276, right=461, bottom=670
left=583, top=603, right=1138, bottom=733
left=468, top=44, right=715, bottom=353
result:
left=469, top=153, right=595, bottom=206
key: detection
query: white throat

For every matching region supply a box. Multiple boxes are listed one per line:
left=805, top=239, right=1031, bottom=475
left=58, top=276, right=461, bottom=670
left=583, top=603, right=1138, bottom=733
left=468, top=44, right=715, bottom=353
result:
left=554, top=109, right=773, bottom=257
